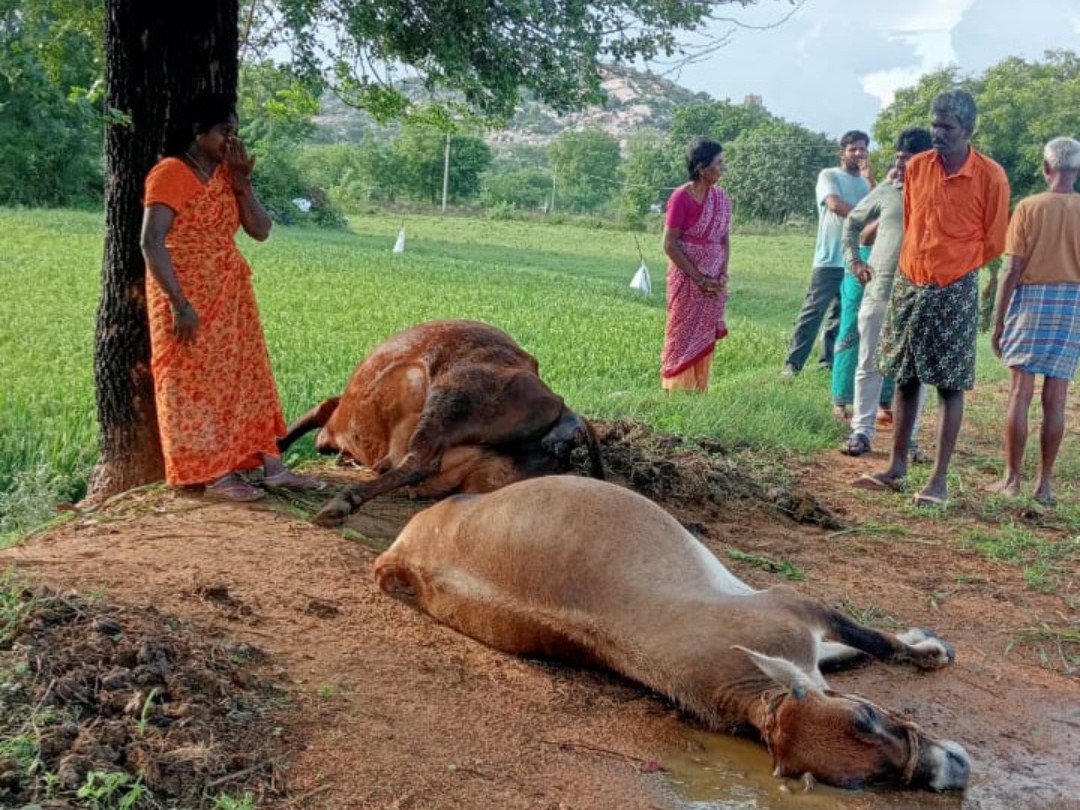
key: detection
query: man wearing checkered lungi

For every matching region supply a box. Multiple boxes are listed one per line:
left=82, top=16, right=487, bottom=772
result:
left=853, top=90, right=1010, bottom=506
left=988, top=137, right=1080, bottom=505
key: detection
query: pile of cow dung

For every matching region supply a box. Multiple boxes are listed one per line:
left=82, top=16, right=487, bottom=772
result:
left=589, top=419, right=841, bottom=530
left=0, top=585, right=286, bottom=809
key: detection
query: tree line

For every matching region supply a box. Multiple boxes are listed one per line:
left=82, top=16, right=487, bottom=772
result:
left=4, top=3, right=1080, bottom=226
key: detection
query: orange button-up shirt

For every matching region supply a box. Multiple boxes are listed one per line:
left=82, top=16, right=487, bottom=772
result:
left=900, top=147, right=1010, bottom=286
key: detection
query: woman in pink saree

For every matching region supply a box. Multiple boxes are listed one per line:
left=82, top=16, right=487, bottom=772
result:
left=660, top=138, right=733, bottom=391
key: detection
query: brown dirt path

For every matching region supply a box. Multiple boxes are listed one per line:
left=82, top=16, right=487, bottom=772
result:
left=2, top=405, right=1078, bottom=810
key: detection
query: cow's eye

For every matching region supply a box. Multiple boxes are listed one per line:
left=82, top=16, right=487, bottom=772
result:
left=853, top=705, right=879, bottom=735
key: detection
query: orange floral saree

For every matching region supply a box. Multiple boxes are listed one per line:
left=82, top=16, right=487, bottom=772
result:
left=144, top=158, right=286, bottom=486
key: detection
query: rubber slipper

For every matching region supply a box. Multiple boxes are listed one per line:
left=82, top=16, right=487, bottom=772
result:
left=912, top=492, right=947, bottom=508
left=205, top=477, right=266, bottom=502
left=851, top=473, right=903, bottom=492
left=263, top=470, right=326, bottom=491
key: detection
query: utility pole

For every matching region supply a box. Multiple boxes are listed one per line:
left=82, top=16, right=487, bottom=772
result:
left=441, top=132, right=451, bottom=213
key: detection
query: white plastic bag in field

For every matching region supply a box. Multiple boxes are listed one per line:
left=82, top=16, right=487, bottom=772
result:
left=392, top=228, right=406, bottom=254
left=629, top=263, right=652, bottom=294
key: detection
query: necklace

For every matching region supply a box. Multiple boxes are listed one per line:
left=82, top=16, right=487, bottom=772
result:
left=182, top=150, right=215, bottom=182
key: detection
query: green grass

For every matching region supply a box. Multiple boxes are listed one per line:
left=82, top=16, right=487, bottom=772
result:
left=725, top=548, right=806, bottom=581
left=961, top=523, right=1080, bottom=591
left=0, top=206, right=1016, bottom=538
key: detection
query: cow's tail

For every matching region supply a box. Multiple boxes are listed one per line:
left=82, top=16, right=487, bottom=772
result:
left=277, top=397, right=341, bottom=453
left=582, top=417, right=605, bottom=480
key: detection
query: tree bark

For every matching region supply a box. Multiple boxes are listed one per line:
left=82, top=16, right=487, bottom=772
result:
left=87, top=0, right=238, bottom=503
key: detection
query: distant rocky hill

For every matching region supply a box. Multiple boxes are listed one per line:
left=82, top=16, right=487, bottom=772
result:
left=312, top=64, right=710, bottom=148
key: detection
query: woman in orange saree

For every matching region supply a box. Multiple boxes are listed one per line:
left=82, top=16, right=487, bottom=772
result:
left=660, top=138, right=733, bottom=392
left=141, top=94, right=310, bottom=501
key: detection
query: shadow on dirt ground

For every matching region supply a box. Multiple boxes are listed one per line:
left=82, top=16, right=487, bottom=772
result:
left=1, top=414, right=1077, bottom=809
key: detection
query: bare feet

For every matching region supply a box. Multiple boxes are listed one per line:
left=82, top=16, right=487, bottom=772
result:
left=985, top=478, right=1021, bottom=498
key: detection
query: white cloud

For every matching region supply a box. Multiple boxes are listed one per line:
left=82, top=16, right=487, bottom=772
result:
left=887, top=0, right=976, bottom=33
left=858, top=0, right=975, bottom=109
left=861, top=30, right=958, bottom=107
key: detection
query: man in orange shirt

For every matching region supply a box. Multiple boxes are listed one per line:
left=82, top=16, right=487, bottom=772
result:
left=853, top=90, right=1010, bottom=506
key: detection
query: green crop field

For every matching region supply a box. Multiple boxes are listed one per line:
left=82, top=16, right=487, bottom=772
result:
left=0, top=207, right=1012, bottom=533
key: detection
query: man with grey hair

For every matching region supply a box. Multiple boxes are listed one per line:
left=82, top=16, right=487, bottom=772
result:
left=853, top=89, right=1010, bottom=506
left=988, top=136, right=1080, bottom=504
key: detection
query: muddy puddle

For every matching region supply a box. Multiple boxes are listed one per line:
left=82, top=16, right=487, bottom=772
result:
left=660, top=728, right=978, bottom=810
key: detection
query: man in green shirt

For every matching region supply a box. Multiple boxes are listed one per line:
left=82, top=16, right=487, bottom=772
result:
left=840, top=128, right=932, bottom=458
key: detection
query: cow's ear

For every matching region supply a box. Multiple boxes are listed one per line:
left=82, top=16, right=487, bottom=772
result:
left=732, top=646, right=820, bottom=699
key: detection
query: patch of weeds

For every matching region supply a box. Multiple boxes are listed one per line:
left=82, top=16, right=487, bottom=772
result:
left=1053, top=502, right=1080, bottom=534
left=0, top=568, right=33, bottom=643
left=339, top=527, right=391, bottom=553
left=76, top=770, right=146, bottom=809
left=0, top=579, right=287, bottom=808
left=1007, top=624, right=1080, bottom=675
left=134, top=687, right=162, bottom=737
left=214, top=791, right=256, bottom=810
left=0, top=464, right=79, bottom=545
left=961, top=524, right=1079, bottom=591
left=316, top=684, right=336, bottom=700
left=838, top=597, right=904, bottom=630
left=829, top=521, right=912, bottom=541
left=726, top=549, right=806, bottom=581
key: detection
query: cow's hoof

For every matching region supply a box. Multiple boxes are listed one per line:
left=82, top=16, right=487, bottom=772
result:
left=899, top=628, right=955, bottom=668
left=313, top=499, right=352, bottom=527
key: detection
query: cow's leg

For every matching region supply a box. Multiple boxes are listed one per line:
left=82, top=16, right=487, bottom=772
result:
left=314, top=451, right=439, bottom=526
left=816, top=640, right=867, bottom=670
left=821, top=610, right=954, bottom=671
left=314, top=386, right=484, bottom=525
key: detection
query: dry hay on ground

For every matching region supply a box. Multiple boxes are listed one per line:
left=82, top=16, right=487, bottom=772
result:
left=592, top=419, right=842, bottom=529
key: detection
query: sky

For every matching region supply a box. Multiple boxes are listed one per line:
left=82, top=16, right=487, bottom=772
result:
left=657, top=0, right=1080, bottom=140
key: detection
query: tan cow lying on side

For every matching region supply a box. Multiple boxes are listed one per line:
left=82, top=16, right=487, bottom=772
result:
left=277, top=320, right=603, bottom=526
left=374, top=476, right=970, bottom=791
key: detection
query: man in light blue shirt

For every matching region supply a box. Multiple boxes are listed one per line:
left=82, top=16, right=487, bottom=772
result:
left=781, top=131, right=873, bottom=376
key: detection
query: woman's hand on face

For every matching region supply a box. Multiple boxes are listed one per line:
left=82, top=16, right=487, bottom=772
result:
left=172, top=302, right=200, bottom=344
left=224, top=137, right=256, bottom=188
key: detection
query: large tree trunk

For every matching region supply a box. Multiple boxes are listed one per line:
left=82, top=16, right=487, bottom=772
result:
left=87, top=0, right=238, bottom=503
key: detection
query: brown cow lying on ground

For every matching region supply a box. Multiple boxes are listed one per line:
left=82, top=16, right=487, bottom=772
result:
left=278, top=320, right=603, bottom=526
left=374, top=476, right=971, bottom=792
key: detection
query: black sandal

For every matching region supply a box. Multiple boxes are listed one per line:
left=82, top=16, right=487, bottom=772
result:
left=841, top=432, right=872, bottom=457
